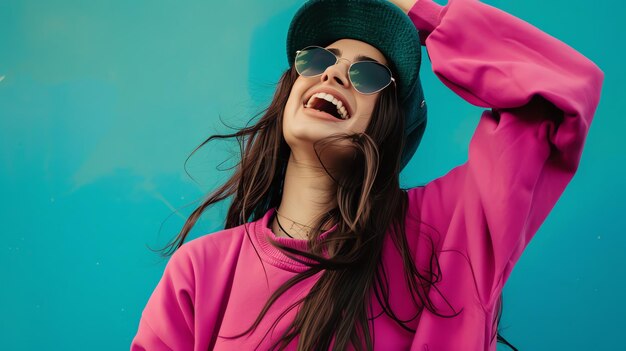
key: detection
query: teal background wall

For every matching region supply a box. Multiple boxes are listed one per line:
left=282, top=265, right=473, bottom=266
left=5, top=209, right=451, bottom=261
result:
left=1, top=0, right=622, bottom=349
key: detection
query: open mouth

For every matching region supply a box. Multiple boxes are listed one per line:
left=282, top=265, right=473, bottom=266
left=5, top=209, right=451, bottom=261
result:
left=304, top=93, right=350, bottom=120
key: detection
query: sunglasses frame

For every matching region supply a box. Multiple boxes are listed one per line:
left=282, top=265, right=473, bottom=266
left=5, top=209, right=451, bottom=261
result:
left=294, top=45, right=396, bottom=95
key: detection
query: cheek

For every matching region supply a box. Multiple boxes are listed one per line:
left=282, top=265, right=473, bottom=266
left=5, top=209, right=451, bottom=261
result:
left=285, top=79, right=306, bottom=113
left=352, top=98, right=378, bottom=132
left=282, top=81, right=307, bottom=133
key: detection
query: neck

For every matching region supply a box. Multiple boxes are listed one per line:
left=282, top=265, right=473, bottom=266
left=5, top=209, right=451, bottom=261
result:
left=272, top=152, right=337, bottom=239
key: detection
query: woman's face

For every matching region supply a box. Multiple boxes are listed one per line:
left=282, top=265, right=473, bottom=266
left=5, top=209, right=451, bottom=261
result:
left=282, top=39, right=389, bottom=165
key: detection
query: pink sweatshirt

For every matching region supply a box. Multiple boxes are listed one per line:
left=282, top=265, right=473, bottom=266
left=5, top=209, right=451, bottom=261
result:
left=131, top=0, right=604, bottom=350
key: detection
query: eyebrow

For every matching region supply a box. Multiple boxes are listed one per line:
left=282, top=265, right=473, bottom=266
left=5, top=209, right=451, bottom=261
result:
left=326, top=47, right=382, bottom=64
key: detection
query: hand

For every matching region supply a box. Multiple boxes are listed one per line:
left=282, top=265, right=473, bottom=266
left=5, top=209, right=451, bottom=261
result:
left=387, top=0, right=418, bottom=14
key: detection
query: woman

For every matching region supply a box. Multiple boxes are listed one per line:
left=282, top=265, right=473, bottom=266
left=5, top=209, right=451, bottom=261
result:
left=131, top=0, right=604, bottom=350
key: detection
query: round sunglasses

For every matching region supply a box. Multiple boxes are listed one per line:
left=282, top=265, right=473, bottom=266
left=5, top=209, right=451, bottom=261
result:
left=294, top=46, right=396, bottom=95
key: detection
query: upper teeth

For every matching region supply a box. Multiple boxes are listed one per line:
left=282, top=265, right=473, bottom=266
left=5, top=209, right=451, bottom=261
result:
left=306, top=92, right=349, bottom=120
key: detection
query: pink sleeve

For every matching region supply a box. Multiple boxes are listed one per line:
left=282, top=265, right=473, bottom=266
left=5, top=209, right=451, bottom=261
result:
left=130, top=245, right=196, bottom=351
left=406, top=0, right=604, bottom=307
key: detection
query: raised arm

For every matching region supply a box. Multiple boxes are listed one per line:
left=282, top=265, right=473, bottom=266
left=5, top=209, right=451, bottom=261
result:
left=402, top=0, right=604, bottom=308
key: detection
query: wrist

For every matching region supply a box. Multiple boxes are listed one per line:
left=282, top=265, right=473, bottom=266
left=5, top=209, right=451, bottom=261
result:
left=395, top=0, right=418, bottom=14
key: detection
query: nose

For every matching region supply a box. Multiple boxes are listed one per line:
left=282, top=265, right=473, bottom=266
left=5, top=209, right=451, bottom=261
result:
left=320, top=58, right=351, bottom=89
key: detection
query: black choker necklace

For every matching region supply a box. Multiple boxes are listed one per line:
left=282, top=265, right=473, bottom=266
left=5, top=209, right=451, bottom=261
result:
left=274, top=212, right=295, bottom=238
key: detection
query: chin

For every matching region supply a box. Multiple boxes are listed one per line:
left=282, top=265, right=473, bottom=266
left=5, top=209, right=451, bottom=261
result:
left=284, top=122, right=332, bottom=146
left=285, top=122, right=356, bottom=163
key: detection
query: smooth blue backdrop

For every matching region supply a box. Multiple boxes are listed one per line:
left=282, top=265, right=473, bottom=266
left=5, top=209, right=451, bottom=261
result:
left=1, top=0, right=622, bottom=350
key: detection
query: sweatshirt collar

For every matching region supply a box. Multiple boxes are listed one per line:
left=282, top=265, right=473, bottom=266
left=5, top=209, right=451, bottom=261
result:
left=252, top=207, right=338, bottom=273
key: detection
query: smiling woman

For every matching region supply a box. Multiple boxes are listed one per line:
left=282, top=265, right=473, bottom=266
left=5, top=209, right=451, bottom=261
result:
left=130, top=0, right=604, bottom=350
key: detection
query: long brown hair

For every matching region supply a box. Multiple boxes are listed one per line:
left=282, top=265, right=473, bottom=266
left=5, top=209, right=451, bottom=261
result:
left=152, top=65, right=517, bottom=351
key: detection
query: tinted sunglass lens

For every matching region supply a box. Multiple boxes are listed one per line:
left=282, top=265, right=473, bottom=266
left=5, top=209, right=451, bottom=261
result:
left=295, top=47, right=336, bottom=76
left=350, top=62, right=392, bottom=94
